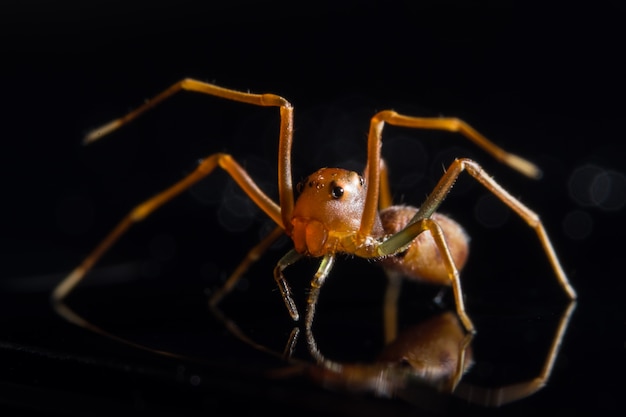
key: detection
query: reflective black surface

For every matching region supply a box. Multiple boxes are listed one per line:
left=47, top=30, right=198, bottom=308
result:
left=2, top=1, right=623, bottom=416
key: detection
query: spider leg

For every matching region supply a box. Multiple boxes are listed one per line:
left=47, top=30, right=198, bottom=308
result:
left=209, top=225, right=285, bottom=308
left=303, top=254, right=336, bottom=363
left=83, top=78, right=296, bottom=233
left=382, top=270, right=403, bottom=344
left=53, top=154, right=282, bottom=318
left=380, top=158, right=577, bottom=300
left=273, top=249, right=305, bottom=321
left=363, top=157, right=393, bottom=210
left=360, top=111, right=542, bottom=239
left=369, top=111, right=542, bottom=179
left=376, top=158, right=402, bottom=343
left=382, top=215, right=475, bottom=332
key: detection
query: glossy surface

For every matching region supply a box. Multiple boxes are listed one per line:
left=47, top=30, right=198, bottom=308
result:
left=2, top=1, right=622, bottom=416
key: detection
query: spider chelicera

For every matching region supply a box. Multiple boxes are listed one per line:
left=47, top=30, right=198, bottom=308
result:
left=53, top=79, right=577, bottom=341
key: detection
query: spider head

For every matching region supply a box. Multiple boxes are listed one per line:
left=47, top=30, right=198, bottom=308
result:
left=291, top=168, right=367, bottom=256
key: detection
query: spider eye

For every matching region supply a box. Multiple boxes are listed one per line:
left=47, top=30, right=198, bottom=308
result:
left=330, top=181, right=344, bottom=199
left=296, top=177, right=307, bottom=194
left=358, top=175, right=365, bottom=186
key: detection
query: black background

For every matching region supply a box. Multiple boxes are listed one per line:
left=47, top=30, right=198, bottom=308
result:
left=1, top=1, right=624, bottom=416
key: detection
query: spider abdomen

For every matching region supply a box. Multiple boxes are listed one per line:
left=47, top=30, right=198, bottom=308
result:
left=379, top=206, right=469, bottom=286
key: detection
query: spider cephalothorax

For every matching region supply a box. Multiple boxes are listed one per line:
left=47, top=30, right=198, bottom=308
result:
left=292, top=168, right=383, bottom=257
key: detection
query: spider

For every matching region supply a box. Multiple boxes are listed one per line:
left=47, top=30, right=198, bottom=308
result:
left=52, top=79, right=577, bottom=339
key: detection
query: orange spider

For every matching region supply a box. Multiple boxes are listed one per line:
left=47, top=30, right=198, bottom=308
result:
left=53, top=79, right=577, bottom=339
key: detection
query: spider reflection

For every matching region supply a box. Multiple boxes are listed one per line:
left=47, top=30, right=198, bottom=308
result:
left=212, top=299, right=576, bottom=407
